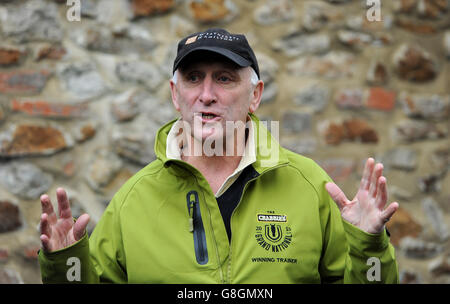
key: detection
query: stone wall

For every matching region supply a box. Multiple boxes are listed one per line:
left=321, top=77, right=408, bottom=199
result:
left=0, top=0, right=449, bottom=284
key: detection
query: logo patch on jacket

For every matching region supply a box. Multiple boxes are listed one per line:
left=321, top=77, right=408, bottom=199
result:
left=255, top=214, right=293, bottom=253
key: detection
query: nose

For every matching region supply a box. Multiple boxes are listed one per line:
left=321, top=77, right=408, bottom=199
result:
left=198, top=76, right=216, bottom=105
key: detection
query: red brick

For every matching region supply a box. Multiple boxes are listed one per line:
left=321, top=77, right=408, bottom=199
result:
left=0, top=70, right=51, bottom=95
left=366, top=87, right=396, bottom=111
left=10, top=99, right=88, bottom=118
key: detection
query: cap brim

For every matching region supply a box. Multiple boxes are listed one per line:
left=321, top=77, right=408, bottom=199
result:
left=174, top=46, right=252, bottom=73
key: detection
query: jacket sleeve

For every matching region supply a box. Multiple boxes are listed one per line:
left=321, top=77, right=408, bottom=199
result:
left=38, top=194, right=127, bottom=284
left=317, top=177, right=399, bottom=284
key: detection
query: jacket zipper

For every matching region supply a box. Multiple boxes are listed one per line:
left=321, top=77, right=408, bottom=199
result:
left=186, top=190, right=208, bottom=265
left=227, top=164, right=288, bottom=283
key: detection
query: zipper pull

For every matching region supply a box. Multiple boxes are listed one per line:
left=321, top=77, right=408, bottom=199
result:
left=186, top=191, right=198, bottom=233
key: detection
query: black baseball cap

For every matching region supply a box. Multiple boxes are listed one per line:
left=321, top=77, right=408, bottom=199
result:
left=173, top=28, right=260, bottom=79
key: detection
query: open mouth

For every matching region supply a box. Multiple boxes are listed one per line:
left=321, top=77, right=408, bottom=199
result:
left=200, top=112, right=220, bottom=121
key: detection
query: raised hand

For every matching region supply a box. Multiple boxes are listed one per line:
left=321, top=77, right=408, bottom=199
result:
left=325, top=158, right=399, bottom=234
left=40, top=187, right=90, bottom=252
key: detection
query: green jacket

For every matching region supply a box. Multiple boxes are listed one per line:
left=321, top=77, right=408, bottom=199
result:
left=38, top=114, right=399, bottom=284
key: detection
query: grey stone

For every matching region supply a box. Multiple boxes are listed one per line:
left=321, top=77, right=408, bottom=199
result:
left=85, top=148, right=123, bottom=193
left=272, top=32, right=330, bottom=57
left=0, top=267, right=23, bottom=284
left=0, top=0, right=63, bottom=42
left=281, top=137, right=317, bottom=155
left=382, top=148, right=418, bottom=171
left=256, top=52, right=279, bottom=84
left=399, top=92, right=450, bottom=121
left=288, top=51, right=356, bottom=79
left=399, top=236, right=442, bottom=259
left=58, top=62, right=108, bottom=100
left=391, top=120, right=447, bottom=143
left=293, top=84, right=330, bottom=113
left=260, top=82, right=278, bottom=105
left=337, top=30, right=372, bottom=50
left=111, top=119, right=160, bottom=165
left=0, top=162, right=52, bottom=200
left=110, top=89, right=145, bottom=122
left=282, top=111, right=312, bottom=134
left=334, top=88, right=365, bottom=109
left=302, top=1, right=344, bottom=32
left=116, top=60, right=163, bottom=92
left=253, top=0, right=295, bottom=26
left=422, top=197, right=449, bottom=241
left=141, top=96, right=177, bottom=125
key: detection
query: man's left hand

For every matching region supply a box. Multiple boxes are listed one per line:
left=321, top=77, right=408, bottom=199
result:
left=325, top=158, right=399, bottom=234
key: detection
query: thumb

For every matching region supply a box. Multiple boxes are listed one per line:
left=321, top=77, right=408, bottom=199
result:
left=73, top=213, right=90, bottom=241
left=325, top=182, right=348, bottom=211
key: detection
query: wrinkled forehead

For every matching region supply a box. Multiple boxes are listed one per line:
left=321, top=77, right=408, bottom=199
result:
left=177, top=50, right=242, bottom=73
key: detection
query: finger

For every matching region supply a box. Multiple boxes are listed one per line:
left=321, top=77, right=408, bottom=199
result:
left=375, top=176, right=388, bottom=209
left=40, top=194, right=57, bottom=225
left=56, top=187, right=72, bottom=220
left=40, top=234, right=51, bottom=252
left=40, top=213, right=52, bottom=238
left=73, top=213, right=90, bottom=241
left=325, top=182, right=349, bottom=211
left=359, top=158, right=375, bottom=191
left=381, top=202, right=399, bottom=223
left=369, top=163, right=383, bottom=198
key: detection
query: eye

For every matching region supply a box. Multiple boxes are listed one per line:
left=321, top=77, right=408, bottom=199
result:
left=217, top=74, right=232, bottom=83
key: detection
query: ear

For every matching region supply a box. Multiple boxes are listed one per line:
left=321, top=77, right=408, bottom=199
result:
left=170, top=78, right=181, bottom=112
left=249, top=80, right=264, bottom=114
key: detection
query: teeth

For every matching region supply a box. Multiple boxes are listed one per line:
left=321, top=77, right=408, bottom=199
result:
left=202, top=114, right=216, bottom=119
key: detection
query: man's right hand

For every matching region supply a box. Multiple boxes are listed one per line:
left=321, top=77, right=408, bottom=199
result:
left=40, top=187, right=90, bottom=253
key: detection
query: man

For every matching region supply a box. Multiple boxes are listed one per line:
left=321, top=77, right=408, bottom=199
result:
left=38, top=28, right=399, bottom=283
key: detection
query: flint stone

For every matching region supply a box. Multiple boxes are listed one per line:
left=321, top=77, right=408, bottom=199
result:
left=399, top=92, right=450, bottom=121
left=188, top=0, right=239, bottom=23
left=422, top=197, right=449, bottom=241
left=111, top=89, right=144, bottom=122
left=386, top=206, right=422, bottom=246
left=399, top=270, right=422, bottom=284
left=85, top=149, right=123, bottom=193
left=399, top=236, right=442, bottom=259
left=334, top=88, right=365, bottom=109
left=58, top=62, right=107, bottom=100
left=0, top=0, right=63, bottom=43
left=418, top=172, right=444, bottom=193
left=391, top=120, right=447, bottom=143
left=428, top=255, right=450, bottom=276
left=0, top=200, right=21, bottom=233
left=337, top=30, right=372, bottom=50
left=0, top=45, right=27, bottom=66
left=294, top=84, right=330, bottom=113
left=288, top=51, right=356, bottom=79
left=345, top=14, right=393, bottom=32
left=0, top=268, right=23, bottom=284
left=417, top=0, right=448, bottom=19
left=282, top=111, right=312, bottom=134
left=392, top=44, right=438, bottom=82
left=73, top=122, right=97, bottom=143
left=302, top=1, right=344, bottom=32
left=382, top=148, right=418, bottom=171
left=0, top=162, right=52, bottom=200
left=272, top=32, right=330, bottom=57
left=0, top=123, right=74, bottom=157
left=111, top=120, right=159, bottom=165
left=366, top=61, right=388, bottom=85
left=253, top=0, right=295, bottom=26
left=116, top=61, right=163, bottom=92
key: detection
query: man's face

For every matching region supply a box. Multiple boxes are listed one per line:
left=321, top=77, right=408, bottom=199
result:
left=170, top=55, right=263, bottom=147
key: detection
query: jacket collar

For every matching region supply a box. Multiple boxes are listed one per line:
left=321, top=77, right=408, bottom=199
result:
left=154, top=113, right=289, bottom=174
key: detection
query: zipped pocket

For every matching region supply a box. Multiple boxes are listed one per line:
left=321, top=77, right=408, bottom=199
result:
left=186, top=190, right=208, bottom=265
